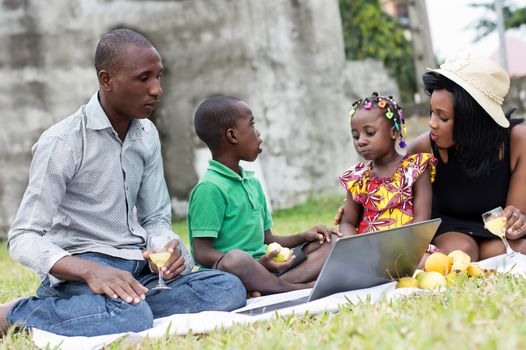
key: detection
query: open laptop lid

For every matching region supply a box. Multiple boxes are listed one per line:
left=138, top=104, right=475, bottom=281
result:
left=308, top=218, right=441, bottom=301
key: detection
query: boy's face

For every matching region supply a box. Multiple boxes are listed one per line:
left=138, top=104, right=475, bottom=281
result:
left=233, top=101, right=262, bottom=162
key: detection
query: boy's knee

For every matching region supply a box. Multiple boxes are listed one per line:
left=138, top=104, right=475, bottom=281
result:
left=219, top=250, right=255, bottom=276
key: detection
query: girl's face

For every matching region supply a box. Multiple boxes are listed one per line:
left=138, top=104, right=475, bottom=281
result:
left=428, top=89, right=455, bottom=149
left=351, top=108, right=397, bottom=161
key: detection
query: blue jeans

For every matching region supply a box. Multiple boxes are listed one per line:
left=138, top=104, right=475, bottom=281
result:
left=7, top=253, right=246, bottom=336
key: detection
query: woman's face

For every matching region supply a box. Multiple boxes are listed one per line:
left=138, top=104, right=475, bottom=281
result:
left=428, top=89, right=455, bottom=149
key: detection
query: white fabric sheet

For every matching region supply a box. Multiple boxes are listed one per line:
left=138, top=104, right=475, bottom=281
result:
left=31, top=253, right=526, bottom=350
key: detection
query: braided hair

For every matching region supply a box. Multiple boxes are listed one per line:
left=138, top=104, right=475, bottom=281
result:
left=349, top=92, right=407, bottom=148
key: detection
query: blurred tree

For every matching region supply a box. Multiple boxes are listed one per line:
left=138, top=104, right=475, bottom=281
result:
left=469, top=1, right=526, bottom=41
left=339, top=0, right=416, bottom=102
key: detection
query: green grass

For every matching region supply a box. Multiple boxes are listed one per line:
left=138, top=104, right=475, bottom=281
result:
left=3, top=195, right=526, bottom=349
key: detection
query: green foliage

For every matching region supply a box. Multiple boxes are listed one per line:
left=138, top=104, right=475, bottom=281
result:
left=469, top=1, right=526, bottom=42
left=339, top=0, right=417, bottom=102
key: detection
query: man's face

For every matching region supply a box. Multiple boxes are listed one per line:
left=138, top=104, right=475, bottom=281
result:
left=106, top=44, right=164, bottom=120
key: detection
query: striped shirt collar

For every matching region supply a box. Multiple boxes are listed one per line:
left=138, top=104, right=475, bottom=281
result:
left=85, top=92, right=145, bottom=139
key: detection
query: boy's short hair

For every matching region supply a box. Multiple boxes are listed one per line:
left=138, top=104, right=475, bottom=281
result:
left=194, top=96, right=242, bottom=151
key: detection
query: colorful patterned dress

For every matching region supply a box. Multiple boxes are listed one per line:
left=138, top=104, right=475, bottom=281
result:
left=340, top=153, right=437, bottom=234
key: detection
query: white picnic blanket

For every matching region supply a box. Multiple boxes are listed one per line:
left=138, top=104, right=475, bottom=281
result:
left=32, top=253, right=526, bottom=350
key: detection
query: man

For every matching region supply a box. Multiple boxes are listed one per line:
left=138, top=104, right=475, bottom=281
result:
left=1, top=29, right=245, bottom=337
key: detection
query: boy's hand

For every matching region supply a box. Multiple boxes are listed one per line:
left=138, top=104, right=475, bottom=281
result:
left=143, top=239, right=186, bottom=280
left=302, top=225, right=342, bottom=244
left=258, top=249, right=295, bottom=273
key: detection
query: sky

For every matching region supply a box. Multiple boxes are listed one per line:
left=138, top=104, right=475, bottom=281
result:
left=425, top=0, right=525, bottom=62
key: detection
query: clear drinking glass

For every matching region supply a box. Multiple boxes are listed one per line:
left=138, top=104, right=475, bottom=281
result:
left=147, top=235, right=172, bottom=290
left=482, top=207, right=515, bottom=255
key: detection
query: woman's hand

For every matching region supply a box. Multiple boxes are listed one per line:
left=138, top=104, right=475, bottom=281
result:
left=503, top=205, right=526, bottom=239
left=333, top=206, right=344, bottom=225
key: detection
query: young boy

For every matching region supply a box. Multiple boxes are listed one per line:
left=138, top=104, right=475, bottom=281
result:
left=189, top=96, right=343, bottom=296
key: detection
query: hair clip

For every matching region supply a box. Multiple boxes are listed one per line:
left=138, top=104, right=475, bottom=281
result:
left=349, top=106, right=356, bottom=118
left=386, top=108, right=393, bottom=119
left=364, top=101, right=372, bottom=110
left=378, top=100, right=387, bottom=108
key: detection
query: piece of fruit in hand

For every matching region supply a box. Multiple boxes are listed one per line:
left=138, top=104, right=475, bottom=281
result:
left=266, top=242, right=292, bottom=262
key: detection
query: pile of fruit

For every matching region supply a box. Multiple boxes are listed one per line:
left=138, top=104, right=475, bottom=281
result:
left=396, top=250, right=495, bottom=290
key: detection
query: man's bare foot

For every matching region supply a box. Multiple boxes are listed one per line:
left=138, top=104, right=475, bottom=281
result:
left=0, top=298, right=24, bottom=337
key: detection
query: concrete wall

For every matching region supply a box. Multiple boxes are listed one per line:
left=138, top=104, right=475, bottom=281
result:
left=0, top=0, right=399, bottom=238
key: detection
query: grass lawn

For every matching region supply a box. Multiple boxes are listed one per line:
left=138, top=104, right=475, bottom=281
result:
left=2, top=195, right=526, bottom=349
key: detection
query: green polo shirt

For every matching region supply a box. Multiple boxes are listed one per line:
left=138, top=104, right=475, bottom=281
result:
left=188, top=160, right=273, bottom=260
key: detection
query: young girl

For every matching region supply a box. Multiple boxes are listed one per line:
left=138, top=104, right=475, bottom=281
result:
left=339, top=92, right=437, bottom=236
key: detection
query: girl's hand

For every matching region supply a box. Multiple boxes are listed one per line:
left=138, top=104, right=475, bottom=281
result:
left=258, top=250, right=295, bottom=273
left=503, top=205, right=526, bottom=239
left=302, top=225, right=342, bottom=244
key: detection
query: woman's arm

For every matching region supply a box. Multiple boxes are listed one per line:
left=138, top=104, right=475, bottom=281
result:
left=504, top=124, right=526, bottom=239
left=412, top=168, right=432, bottom=222
left=406, top=131, right=432, bottom=155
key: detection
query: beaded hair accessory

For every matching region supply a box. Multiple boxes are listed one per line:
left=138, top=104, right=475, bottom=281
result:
left=348, top=92, right=407, bottom=148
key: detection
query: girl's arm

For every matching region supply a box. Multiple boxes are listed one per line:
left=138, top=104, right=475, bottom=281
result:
left=412, top=168, right=432, bottom=222
left=339, top=191, right=362, bottom=236
left=504, top=124, right=526, bottom=239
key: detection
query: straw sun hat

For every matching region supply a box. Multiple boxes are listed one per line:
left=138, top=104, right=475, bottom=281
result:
left=427, top=53, right=510, bottom=128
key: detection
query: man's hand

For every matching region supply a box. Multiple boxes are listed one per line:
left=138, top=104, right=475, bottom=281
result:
left=143, top=239, right=186, bottom=280
left=258, top=249, right=295, bottom=273
left=83, top=263, right=148, bottom=304
left=302, top=224, right=342, bottom=244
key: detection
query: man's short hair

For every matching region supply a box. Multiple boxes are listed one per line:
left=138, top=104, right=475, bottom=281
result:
left=194, top=96, right=242, bottom=151
left=94, top=28, right=153, bottom=73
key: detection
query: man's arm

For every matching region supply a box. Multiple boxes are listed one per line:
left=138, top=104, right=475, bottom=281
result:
left=50, top=255, right=148, bottom=304
left=8, top=136, right=76, bottom=277
left=8, top=132, right=148, bottom=304
left=136, top=124, right=194, bottom=273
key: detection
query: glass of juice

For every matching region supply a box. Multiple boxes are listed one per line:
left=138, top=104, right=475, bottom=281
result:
left=482, top=207, right=515, bottom=255
left=147, top=235, right=172, bottom=290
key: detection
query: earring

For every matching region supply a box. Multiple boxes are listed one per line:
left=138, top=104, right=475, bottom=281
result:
left=391, top=135, right=397, bottom=139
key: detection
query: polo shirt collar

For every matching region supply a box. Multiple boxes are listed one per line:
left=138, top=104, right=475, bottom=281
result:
left=208, top=160, right=254, bottom=181
left=85, top=92, right=145, bottom=139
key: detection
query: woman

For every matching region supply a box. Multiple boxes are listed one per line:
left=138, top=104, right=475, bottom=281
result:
left=406, top=53, right=526, bottom=260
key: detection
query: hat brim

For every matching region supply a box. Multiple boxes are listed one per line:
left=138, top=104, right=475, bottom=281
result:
left=427, top=67, right=510, bottom=128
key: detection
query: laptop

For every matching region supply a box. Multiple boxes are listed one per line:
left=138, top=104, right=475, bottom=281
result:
left=236, top=218, right=441, bottom=315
